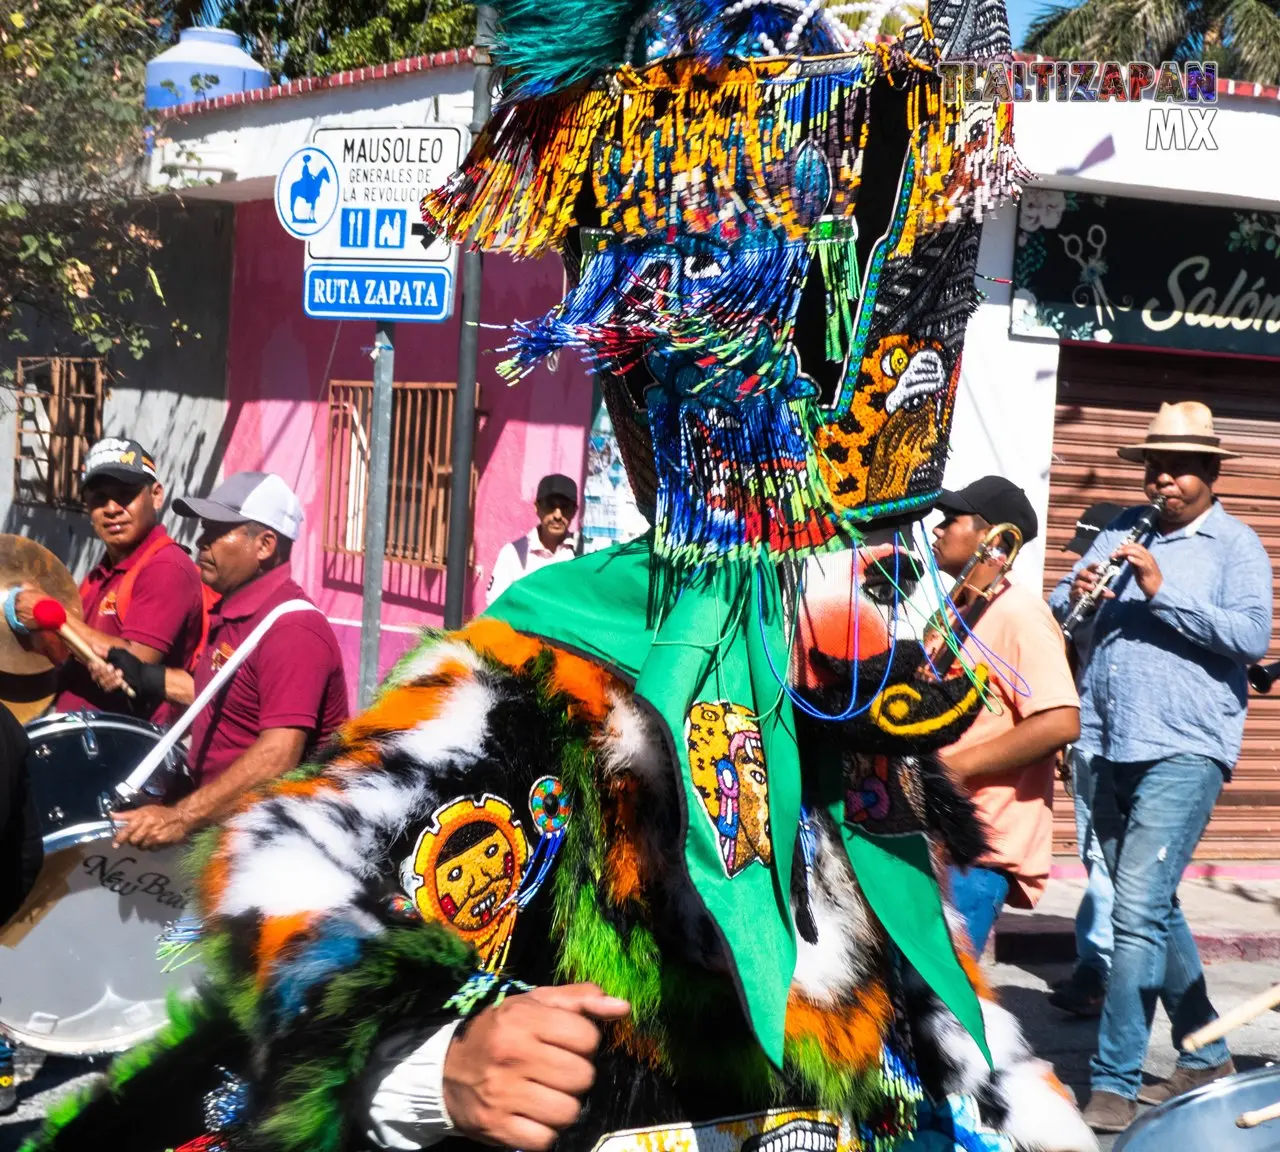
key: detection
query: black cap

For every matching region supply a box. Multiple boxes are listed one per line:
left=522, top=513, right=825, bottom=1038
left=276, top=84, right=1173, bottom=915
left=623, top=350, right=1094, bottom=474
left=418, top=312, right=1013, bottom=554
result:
left=536, top=474, right=578, bottom=506
left=936, top=476, right=1039, bottom=544
left=1062, top=501, right=1125, bottom=555
left=82, top=437, right=159, bottom=488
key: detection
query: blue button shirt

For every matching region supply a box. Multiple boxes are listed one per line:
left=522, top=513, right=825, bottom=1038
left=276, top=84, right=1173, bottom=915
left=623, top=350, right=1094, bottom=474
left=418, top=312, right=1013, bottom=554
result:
left=1049, top=501, right=1272, bottom=771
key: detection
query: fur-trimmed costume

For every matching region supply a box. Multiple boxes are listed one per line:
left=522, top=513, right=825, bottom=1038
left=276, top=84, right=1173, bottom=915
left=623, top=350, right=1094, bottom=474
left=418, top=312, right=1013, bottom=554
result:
left=26, top=0, right=1100, bottom=1149
left=31, top=608, right=1093, bottom=1152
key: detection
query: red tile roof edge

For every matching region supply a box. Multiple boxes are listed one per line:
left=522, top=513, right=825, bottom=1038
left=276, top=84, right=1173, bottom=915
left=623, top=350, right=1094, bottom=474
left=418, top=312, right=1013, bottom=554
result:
left=157, top=43, right=1279, bottom=121
left=157, top=46, right=480, bottom=120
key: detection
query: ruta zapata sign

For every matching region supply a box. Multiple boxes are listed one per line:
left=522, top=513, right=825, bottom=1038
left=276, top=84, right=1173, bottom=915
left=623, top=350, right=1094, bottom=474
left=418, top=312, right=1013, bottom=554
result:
left=275, top=123, right=465, bottom=323
left=1010, top=189, right=1280, bottom=359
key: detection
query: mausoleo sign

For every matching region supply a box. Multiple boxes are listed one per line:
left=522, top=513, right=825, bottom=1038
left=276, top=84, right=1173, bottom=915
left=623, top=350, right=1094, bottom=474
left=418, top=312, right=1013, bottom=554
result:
left=275, top=122, right=465, bottom=322
left=1011, top=190, right=1280, bottom=360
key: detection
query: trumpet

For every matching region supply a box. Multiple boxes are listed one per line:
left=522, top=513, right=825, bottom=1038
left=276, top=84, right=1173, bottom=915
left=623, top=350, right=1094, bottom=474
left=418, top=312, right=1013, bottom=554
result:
left=1249, top=661, right=1280, bottom=694
left=923, top=522, right=1023, bottom=678
left=1061, top=495, right=1165, bottom=642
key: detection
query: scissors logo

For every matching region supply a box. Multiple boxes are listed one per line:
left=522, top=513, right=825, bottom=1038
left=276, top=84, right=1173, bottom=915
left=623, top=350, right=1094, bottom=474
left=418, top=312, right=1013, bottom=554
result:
left=1060, top=225, right=1131, bottom=328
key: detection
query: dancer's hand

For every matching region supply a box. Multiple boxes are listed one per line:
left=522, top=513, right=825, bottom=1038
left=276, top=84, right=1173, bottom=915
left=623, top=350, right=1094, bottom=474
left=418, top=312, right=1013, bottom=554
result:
left=442, top=982, right=631, bottom=1150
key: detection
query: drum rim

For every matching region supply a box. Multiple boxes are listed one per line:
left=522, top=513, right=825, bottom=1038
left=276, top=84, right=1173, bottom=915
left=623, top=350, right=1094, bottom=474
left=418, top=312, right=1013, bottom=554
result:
left=43, top=819, right=119, bottom=855
left=26, top=710, right=167, bottom=737
left=1113, top=1065, right=1279, bottom=1149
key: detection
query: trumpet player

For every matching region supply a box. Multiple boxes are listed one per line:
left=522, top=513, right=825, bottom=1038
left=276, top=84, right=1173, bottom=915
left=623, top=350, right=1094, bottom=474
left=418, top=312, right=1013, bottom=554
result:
left=930, top=477, right=1080, bottom=956
left=1048, top=401, right=1273, bottom=1136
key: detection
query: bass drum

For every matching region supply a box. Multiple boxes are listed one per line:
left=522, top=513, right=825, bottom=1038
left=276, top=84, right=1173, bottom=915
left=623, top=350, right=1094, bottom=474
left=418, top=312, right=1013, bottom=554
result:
left=1115, top=1067, right=1280, bottom=1150
left=0, top=711, right=201, bottom=1055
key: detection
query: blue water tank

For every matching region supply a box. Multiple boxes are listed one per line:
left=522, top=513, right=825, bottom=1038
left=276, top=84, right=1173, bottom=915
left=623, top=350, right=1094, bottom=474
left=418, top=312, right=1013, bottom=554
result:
left=145, top=27, right=270, bottom=109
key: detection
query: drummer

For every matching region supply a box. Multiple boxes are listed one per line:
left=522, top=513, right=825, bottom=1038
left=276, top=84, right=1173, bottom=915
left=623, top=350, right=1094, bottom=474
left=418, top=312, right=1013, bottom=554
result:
left=105, top=472, right=348, bottom=849
left=8, top=437, right=205, bottom=720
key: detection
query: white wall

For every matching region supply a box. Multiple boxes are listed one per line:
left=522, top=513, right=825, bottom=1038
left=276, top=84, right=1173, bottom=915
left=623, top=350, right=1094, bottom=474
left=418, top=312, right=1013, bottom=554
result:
left=1015, top=94, right=1280, bottom=210
left=152, top=65, right=475, bottom=197
left=941, top=207, right=1062, bottom=590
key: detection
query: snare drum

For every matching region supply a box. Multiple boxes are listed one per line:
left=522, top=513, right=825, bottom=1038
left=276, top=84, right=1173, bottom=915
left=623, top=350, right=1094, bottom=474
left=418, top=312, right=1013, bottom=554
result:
left=0, top=712, right=202, bottom=1055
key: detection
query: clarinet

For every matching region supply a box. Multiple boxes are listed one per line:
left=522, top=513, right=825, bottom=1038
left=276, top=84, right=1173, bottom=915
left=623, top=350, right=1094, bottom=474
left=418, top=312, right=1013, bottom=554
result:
left=1061, top=495, right=1165, bottom=642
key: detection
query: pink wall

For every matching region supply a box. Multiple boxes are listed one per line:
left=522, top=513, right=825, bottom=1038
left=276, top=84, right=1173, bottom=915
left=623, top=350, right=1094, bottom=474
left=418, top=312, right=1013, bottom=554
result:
left=223, top=199, right=593, bottom=686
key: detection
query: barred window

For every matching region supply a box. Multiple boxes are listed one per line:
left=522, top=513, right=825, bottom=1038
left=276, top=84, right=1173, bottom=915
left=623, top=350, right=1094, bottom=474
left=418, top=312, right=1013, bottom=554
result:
left=12, top=357, right=106, bottom=508
left=323, top=379, right=472, bottom=568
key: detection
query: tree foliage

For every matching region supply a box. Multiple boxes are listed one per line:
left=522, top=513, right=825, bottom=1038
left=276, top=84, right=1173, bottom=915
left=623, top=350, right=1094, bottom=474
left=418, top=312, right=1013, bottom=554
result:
left=0, top=0, right=177, bottom=365
left=1024, top=0, right=1280, bottom=84
left=219, top=0, right=476, bottom=80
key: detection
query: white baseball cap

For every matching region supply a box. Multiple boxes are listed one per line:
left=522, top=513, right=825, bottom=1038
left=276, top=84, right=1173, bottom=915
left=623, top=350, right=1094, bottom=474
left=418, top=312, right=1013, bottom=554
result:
left=173, top=472, right=305, bottom=540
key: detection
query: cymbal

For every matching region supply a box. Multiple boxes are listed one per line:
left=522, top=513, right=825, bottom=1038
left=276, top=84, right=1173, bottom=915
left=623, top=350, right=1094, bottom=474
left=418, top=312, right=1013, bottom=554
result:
left=0, top=535, right=81, bottom=677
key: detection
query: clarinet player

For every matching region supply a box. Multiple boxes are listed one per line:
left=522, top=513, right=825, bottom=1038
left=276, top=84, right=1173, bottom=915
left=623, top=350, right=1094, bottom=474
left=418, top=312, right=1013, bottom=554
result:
left=1049, top=401, right=1273, bottom=1136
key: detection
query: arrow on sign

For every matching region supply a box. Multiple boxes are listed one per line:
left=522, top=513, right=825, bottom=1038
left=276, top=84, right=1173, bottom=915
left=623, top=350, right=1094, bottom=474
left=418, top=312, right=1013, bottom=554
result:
left=411, top=223, right=439, bottom=251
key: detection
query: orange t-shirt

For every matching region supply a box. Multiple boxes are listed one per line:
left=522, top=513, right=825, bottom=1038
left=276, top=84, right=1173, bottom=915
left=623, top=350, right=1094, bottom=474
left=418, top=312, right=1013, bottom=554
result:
left=944, top=581, right=1079, bottom=908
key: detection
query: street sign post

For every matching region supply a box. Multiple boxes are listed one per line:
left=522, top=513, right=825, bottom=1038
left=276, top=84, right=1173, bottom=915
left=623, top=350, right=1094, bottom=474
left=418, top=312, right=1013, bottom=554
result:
left=273, top=121, right=466, bottom=706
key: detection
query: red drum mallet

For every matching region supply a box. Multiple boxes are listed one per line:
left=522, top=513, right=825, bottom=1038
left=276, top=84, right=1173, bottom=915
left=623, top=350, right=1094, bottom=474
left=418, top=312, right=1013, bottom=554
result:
left=32, top=598, right=136, bottom=699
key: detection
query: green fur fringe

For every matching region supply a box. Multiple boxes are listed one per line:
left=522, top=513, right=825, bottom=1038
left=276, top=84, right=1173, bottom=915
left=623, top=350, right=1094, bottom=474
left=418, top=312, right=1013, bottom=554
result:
left=251, top=921, right=475, bottom=1152
left=19, top=991, right=218, bottom=1152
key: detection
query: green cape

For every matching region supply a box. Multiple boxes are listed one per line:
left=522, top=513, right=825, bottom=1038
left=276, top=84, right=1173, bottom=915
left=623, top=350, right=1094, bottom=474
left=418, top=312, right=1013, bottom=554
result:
left=486, top=535, right=989, bottom=1068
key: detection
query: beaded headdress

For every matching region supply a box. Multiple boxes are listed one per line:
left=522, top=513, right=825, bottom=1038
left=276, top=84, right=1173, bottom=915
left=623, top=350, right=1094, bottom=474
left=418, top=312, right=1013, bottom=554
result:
left=423, top=0, right=1024, bottom=580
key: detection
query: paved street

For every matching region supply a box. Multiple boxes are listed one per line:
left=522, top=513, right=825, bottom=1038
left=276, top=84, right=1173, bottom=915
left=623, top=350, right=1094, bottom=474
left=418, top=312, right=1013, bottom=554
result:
left=3, top=957, right=1280, bottom=1150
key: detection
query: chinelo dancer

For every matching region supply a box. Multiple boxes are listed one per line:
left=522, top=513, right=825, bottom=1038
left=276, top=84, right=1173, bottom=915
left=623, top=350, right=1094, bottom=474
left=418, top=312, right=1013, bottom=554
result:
left=25, top=1, right=1098, bottom=1151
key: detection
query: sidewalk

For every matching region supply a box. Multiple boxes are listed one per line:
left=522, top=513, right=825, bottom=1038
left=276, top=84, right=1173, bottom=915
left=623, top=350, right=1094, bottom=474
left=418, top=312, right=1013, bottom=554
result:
left=993, top=872, right=1280, bottom=965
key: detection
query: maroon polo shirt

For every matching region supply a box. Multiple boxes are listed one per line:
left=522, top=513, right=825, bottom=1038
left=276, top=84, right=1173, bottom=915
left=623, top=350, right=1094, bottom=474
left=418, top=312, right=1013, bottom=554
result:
left=55, top=525, right=205, bottom=719
left=187, top=563, right=348, bottom=786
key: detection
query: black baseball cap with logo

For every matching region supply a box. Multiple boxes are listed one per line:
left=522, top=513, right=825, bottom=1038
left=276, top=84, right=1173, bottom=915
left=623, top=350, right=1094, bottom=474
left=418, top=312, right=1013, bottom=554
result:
left=536, top=474, right=578, bottom=506
left=81, top=437, right=159, bottom=488
left=1063, top=501, right=1125, bottom=555
left=935, top=476, right=1039, bottom=544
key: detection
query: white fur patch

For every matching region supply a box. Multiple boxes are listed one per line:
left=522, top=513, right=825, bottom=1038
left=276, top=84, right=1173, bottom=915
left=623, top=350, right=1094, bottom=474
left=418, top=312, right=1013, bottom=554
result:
left=995, top=1060, right=1100, bottom=1152
left=791, top=822, right=878, bottom=1004
left=217, top=832, right=362, bottom=919
left=213, top=675, right=493, bottom=922
left=981, top=999, right=1032, bottom=1069
left=919, top=992, right=1097, bottom=1151
left=382, top=636, right=483, bottom=690
left=598, top=691, right=666, bottom=787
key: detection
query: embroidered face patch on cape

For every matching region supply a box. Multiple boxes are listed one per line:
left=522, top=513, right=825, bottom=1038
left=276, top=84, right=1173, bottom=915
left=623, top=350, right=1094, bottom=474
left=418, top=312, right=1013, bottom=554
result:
left=403, top=795, right=530, bottom=968
left=688, top=701, right=773, bottom=877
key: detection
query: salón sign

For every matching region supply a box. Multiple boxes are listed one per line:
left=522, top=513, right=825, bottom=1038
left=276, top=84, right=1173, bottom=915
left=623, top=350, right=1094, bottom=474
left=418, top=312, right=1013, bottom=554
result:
left=1010, top=189, right=1280, bottom=359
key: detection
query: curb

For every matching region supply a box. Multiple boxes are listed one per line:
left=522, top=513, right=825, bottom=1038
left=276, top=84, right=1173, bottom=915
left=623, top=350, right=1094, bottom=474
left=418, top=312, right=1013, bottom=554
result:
left=993, top=925, right=1280, bottom=966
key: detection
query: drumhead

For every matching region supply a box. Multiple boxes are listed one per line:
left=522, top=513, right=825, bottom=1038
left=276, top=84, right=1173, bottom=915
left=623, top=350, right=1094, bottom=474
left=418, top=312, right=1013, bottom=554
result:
left=1115, top=1067, right=1280, bottom=1151
left=0, top=822, right=200, bottom=1055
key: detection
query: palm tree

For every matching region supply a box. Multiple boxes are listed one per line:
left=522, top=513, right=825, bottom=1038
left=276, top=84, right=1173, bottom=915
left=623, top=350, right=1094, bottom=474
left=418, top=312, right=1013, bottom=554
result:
left=1023, top=0, right=1280, bottom=85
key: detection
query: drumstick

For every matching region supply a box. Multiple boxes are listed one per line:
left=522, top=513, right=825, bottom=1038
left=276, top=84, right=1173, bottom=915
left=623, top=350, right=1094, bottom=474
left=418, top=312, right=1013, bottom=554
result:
left=1238, top=1100, right=1280, bottom=1129
left=32, top=598, right=137, bottom=700
left=1183, top=981, right=1280, bottom=1052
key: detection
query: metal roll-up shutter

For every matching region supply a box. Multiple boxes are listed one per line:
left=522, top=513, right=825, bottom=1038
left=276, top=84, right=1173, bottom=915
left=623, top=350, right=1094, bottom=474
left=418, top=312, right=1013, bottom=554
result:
left=1044, top=344, right=1280, bottom=859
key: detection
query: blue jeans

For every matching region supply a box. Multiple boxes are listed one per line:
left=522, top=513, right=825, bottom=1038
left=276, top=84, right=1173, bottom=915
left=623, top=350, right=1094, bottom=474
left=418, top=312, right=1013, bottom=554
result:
left=1071, top=746, right=1114, bottom=974
left=1088, top=754, right=1230, bottom=1098
left=948, top=864, right=1010, bottom=956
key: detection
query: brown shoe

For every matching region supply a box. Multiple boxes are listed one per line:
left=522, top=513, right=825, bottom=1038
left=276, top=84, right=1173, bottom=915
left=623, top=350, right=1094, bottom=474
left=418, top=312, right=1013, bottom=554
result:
left=1137, top=1058, right=1236, bottom=1106
left=1082, top=1090, right=1137, bottom=1133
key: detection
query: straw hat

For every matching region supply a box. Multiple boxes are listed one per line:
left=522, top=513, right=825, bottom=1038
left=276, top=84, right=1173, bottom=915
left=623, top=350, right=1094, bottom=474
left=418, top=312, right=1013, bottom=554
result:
left=1117, top=401, right=1240, bottom=462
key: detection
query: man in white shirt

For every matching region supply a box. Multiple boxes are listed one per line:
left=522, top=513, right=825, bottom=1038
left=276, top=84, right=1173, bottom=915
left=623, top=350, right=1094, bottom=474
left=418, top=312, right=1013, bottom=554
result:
left=485, top=474, right=579, bottom=606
